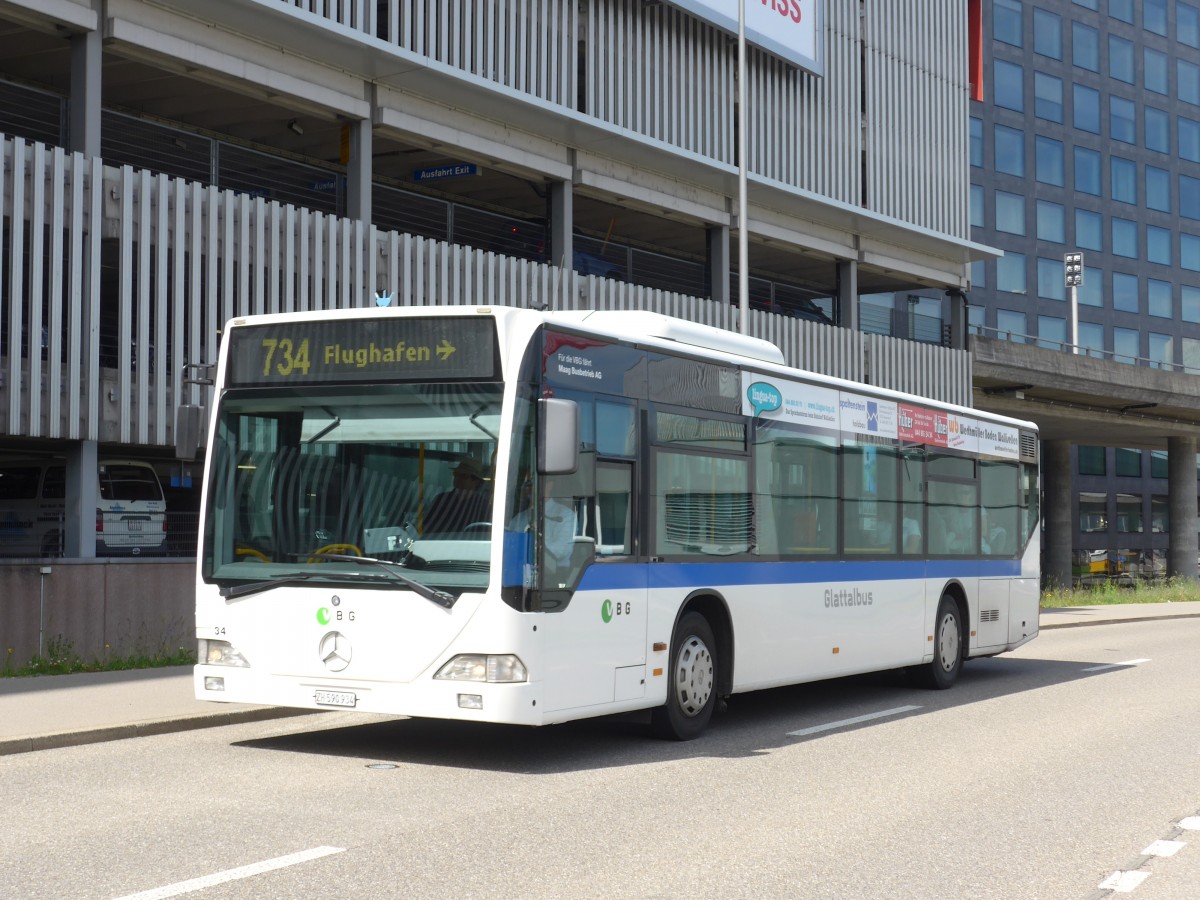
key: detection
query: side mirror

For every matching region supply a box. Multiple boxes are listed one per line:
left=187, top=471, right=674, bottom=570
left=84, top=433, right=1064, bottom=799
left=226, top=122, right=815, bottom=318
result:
left=175, top=404, right=203, bottom=460
left=538, top=398, right=578, bottom=475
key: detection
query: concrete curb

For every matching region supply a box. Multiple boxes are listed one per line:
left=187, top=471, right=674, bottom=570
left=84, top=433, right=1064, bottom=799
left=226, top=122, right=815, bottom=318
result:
left=0, top=707, right=309, bottom=757
left=1040, top=611, right=1200, bottom=630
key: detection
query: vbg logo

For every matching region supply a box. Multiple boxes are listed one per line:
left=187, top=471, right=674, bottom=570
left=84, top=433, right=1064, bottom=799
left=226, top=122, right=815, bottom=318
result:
left=601, top=599, right=631, bottom=622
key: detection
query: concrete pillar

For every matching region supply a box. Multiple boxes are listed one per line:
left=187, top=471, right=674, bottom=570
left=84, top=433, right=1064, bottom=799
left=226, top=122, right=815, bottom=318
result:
left=1042, top=439, right=1073, bottom=588
left=548, top=180, right=573, bottom=270
left=69, top=27, right=102, bottom=159
left=707, top=224, right=730, bottom=305
left=836, top=260, right=859, bottom=331
left=1167, top=436, right=1198, bottom=580
left=64, top=440, right=98, bottom=559
left=346, top=118, right=372, bottom=226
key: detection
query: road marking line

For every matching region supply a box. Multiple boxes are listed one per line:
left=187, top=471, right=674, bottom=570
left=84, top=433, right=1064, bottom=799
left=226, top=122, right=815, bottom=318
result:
left=1143, top=840, right=1186, bottom=857
left=1098, top=870, right=1151, bottom=892
left=113, top=846, right=346, bottom=900
left=787, top=705, right=922, bottom=737
left=1180, top=817, right=1200, bottom=831
left=1081, top=658, right=1151, bottom=672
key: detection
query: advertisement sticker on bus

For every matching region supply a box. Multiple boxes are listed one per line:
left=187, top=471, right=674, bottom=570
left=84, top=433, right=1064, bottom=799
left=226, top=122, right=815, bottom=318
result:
left=979, top=423, right=1021, bottom=459
left=897, top=404, right=941, bottom=445
left=741, top=373, right=839, bottom=429
left=839, top=393, right=898, bottom=439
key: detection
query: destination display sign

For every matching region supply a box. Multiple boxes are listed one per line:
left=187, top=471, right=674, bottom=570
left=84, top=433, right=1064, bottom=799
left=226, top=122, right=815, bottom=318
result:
left=227, top=316, right=498, bottom=386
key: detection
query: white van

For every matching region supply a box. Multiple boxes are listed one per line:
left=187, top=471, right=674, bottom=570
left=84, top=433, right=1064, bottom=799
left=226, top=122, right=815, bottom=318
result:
left=0, top=458, right=167, bottom=557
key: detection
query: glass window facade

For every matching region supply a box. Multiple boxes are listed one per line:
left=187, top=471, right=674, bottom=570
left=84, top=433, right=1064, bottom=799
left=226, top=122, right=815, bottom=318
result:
left=1035, top=72, right=1063, bottom=122
left=1148, top=279, right=1172, bottom=318
left=1073, top=84, right=1100, bottom=133
left=997, top=253, right=1027, bottom=294
left=1037, top=201, right=1065, bottom=242
left=1111, top=218, right=1138, bottom=258
left=995, top=190, right=1025, bottom=234
left=1036, top=136, right=1065, bottom=185
left=1114, top=328, right=1139, bottom=362
left=1076, top=209, right=1103, bottom=251
left=995, top=125, right=1025, bottom=176
left=995, top=60, right=1024, bottom=111
left=1145, top=107, right=1169, bottom=153
left=994, top=0, right=1023, bottom=46
left=1110, top=96, right=1136, bottom=143
left=1074, top=147, right=1101, bottom=194
left=1113, top=272, right=1139, bottom=313
left=1146, top=166, right=1171, bottom=213
left=1110, top=156, right=1137, bottom=205
left=1147, top=226, right=1172, bottom=265
left=1073, top=23, right=1099, bottom=72
left=1108, top=35, right=1135, bottom=84
left=1034, top=9, right=1063, bottom=58
left=1038, top=258, right=1066, bottom=300
left=1144, top=48, right=1168, bottom=95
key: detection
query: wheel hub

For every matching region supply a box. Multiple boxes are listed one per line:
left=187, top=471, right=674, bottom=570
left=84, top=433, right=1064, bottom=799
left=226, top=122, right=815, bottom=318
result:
left=674, top=636, right=714, bottom=717
left=937, top=611, right=959, bottom=672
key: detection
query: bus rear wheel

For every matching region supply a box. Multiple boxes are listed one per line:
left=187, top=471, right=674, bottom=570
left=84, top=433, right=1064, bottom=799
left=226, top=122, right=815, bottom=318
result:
left=910, top=594, right=963, bottom=690
left=651, top=611, right=717, bottom=740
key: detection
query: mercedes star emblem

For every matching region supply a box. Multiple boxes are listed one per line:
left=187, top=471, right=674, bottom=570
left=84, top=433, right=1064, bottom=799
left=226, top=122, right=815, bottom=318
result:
left=319, top=631, right=352, bottom=672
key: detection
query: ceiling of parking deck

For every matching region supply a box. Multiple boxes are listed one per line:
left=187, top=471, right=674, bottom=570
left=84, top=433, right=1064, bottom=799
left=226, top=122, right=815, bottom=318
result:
left=0, top=13, right=943, bottom=300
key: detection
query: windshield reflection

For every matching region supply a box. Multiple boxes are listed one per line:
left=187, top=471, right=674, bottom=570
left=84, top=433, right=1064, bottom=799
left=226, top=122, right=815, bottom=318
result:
left=202, top=383, right=500, bottom=594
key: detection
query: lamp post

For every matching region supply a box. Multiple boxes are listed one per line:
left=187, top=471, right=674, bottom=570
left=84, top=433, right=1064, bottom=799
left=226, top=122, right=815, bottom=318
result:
left=737, top=0, right=749, bottom=334
left=1064, top=251, right=1083, bottom=355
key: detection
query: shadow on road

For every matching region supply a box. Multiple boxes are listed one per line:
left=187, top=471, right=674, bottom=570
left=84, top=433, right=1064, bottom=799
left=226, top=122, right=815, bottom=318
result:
left=232, top=653, right=1128, bottom=773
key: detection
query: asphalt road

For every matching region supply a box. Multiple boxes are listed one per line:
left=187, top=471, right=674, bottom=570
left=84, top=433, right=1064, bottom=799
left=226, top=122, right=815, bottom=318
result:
left=3, top=618, right=1199, bottom=900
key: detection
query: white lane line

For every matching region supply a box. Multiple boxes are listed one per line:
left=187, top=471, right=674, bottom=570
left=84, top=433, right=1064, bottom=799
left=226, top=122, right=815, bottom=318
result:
left=1143, top=840, right=1187, bottom=857
left=1180, top=817, right=1200, bottom=831
left=113, top=846, right=346, bottom=900
left=1098, top=870, right=1151, bottom=892
left=1081, top=658, right=1151, bottom=672
left=787, top=705, right=922, bottom=737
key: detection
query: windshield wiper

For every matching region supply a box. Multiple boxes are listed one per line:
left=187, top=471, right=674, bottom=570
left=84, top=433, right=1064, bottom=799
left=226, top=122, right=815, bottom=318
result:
left=220, top=570, right=403, bottom=600
left=304, top=552, right=458, bottom=609
left=220, top=572, right=324, bottom=600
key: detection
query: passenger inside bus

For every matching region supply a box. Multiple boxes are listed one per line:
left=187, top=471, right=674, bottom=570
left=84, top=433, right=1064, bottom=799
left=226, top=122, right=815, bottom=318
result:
left=423, top=456, right=489, bottom=534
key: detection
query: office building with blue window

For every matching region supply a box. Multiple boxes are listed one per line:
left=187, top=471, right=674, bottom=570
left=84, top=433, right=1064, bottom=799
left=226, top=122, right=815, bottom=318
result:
left=970, top=0, right=1200, bottom=578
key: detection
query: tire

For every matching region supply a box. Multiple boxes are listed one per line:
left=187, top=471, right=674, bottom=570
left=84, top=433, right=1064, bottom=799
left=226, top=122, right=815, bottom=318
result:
left=910, top=594, right=963, bottom=690
left=651, top=611, right=717, bottom=740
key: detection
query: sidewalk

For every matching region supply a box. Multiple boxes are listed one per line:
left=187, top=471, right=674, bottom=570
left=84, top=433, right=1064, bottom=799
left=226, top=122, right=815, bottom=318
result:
left=2, top=602, right=1198, bottom=757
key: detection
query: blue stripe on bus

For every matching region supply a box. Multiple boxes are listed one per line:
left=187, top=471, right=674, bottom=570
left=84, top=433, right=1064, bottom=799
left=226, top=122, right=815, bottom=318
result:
left=576, top=558, right=1022, bottom=592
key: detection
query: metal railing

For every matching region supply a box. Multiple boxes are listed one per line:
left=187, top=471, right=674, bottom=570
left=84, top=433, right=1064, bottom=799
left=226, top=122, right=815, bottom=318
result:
left=972, top=325, right=1188, bottom=374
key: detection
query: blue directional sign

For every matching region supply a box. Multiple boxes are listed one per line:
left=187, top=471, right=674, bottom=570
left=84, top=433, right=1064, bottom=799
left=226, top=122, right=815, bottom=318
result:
left=413, top=163, right=480, bottom=182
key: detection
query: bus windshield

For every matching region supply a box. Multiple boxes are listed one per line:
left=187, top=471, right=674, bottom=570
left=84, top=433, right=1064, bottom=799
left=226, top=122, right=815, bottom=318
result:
left=201, top=382, right=501, bottom=596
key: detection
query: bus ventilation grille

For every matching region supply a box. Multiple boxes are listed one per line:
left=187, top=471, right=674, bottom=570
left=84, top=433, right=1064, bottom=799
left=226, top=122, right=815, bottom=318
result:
left=1019, top=431, right=1038, bottom=463
left=980, top=609, right=1000, bottom=623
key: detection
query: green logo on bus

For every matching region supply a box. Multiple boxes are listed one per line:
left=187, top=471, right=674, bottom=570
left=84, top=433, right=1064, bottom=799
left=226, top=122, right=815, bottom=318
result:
left=601, top=599, right=613, bottom=623
left=316, top=607, right=331, bottom=625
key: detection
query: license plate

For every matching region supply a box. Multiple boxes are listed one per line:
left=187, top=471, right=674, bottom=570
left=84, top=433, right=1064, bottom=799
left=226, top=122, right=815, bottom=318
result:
left=314, top=689, right=356, bottom=708
left=126, top=521, right=142, bottom=532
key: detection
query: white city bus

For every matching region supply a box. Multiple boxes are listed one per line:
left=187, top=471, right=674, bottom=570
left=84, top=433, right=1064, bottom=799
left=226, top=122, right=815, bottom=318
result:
left=190, top=305, right=1040, bottom=739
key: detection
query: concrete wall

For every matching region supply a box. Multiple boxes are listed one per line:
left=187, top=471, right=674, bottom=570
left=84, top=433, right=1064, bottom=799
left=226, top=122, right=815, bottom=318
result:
left=1, top=561, right=194, bottom=669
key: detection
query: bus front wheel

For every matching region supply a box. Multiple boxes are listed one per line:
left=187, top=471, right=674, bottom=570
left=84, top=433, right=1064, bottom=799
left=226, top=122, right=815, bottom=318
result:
left=910, top=594, right=963, bottom=690
left=651, top=611, right=717, bottom=741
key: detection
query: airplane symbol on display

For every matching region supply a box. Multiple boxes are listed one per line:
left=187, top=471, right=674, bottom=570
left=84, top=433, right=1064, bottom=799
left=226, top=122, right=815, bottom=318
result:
left=436, top=340, right=456, bottom=360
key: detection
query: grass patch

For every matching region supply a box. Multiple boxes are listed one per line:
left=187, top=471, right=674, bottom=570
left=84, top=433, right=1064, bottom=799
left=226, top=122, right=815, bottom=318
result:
left=1041, top=577, right=1200, bottom=608
left=3, top=636, right=195, bottom=678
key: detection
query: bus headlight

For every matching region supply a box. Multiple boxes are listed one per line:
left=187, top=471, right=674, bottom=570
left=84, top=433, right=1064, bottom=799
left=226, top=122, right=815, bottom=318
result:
left=199, top=639, right=251, bottom=667
left=434, top=654, right=528, bottom=683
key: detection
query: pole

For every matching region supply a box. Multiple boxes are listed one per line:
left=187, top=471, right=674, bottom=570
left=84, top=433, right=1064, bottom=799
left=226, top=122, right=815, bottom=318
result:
left=737, top=0, right=749, bottom=335
left=1070, top=283, right=1079, bottom=354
